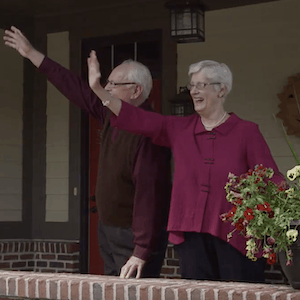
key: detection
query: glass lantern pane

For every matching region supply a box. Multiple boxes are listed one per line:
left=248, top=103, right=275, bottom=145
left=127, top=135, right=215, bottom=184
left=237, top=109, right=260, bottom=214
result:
left=198, top=11, right=204, bottom=32
left=171, top=9, right=176, bottom=31
left=183, top=9, right=192, bottom=29
left=174, top=105, right=184, bottom=116
left=176, top=8, right=192, bottom=30
left=176, top=13, right=184, bottom=30
left=177, top=29, right=192, bottom=36
left=192, top=12, right=197, bottom=30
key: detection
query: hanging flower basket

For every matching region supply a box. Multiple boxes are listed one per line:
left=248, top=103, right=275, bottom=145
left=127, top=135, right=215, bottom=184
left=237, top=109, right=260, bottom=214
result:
left=221, top=165, right=300, bottom=267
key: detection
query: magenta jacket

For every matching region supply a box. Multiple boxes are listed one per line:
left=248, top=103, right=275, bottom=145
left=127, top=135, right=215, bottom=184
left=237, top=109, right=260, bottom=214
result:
left=111, top=101, right=283, bottom=255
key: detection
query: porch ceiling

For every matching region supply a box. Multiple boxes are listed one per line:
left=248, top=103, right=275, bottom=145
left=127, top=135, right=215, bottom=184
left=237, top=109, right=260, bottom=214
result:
left=0, top=0, right=279, bottom=20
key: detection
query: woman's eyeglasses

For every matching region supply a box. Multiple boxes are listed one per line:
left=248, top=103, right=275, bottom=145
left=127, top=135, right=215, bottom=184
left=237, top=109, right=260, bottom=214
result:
left=187, top=82, right=220, bottom=91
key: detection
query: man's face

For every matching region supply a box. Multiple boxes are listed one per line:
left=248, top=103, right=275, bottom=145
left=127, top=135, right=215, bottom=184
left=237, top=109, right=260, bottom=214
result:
left=105, top=64, right=136, bottom=105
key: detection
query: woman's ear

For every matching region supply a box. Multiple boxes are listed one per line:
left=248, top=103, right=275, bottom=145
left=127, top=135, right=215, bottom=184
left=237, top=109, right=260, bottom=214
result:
left=218, top=84, right=226, bottom=98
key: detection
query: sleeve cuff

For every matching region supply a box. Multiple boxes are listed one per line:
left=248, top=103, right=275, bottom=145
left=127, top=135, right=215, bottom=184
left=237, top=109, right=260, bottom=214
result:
left=132, top=245, right=152, bottom=261
left=110, top=100, right=132, bottom=128
left=38, top=56, right=51, bottom=74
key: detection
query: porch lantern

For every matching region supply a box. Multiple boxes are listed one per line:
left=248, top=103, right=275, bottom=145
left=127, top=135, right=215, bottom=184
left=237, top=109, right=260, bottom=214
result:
left=165, top=0, right=205, bottom=43
left=169, top=86, right=194, bottom=116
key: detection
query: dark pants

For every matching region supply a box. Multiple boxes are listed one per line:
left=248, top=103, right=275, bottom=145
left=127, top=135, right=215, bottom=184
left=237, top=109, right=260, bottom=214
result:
left=98, top=221, right=168, bottom=277
left=174, top=232, right=265, bottom=282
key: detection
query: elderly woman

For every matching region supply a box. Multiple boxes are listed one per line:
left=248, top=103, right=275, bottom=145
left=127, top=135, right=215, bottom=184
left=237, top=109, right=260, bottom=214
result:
left=87, top=51, right=282, bottom=282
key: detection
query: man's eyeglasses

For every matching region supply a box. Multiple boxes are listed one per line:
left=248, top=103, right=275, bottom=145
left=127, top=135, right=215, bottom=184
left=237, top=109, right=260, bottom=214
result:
left=106, top=80, right=136, bottom=87
left=187, top=82, right=221, bottom=91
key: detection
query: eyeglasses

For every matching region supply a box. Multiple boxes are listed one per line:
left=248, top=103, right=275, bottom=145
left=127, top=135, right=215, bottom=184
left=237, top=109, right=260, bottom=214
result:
left=106, top=80, right=136, bottom=88
left=187, top=82, right=221, bottom=91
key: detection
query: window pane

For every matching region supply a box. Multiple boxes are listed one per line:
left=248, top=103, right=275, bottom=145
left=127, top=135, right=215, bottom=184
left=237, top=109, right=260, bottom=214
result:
left=137, top=41, right=161, bottom=79
left=114, top=43, right=134, bottom=67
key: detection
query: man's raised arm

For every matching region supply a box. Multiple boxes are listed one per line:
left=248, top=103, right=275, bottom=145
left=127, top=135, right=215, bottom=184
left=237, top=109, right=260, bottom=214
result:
left=4, top=26, right=107, bottom=124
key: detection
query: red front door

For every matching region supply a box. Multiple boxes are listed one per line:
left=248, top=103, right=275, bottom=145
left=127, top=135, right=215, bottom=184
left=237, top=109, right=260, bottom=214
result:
left=88, top=116, right=104, bottom=275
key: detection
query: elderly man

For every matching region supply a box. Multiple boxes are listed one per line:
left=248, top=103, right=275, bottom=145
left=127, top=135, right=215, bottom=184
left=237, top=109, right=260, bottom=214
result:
left=4, top=26, right=171, bottom=278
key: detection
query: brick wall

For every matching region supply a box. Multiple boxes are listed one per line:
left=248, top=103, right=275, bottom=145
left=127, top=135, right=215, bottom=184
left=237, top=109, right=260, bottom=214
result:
left=160, top=244, right=181, bottom=279
left=0, top=240, right=79, bottom=273
left=0, top=270, right=299, bottom=300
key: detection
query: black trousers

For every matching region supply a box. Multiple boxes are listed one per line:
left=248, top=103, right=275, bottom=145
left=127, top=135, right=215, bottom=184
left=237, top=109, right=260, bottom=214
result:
left=98, top=221, right=168, bottom=277
left=174, top=232, right=265, bottom=282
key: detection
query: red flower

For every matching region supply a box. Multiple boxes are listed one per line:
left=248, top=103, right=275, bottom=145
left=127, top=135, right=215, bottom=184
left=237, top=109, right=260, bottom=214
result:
left=230, top=206, right=237, bottom=215
left=277, top=181, right=288, bottom=191
left=267, top=237, right=275, bottom=245
left=244, top=207, right=254, bottom=221
left=256, top=204, right=264, bottom=211
left=268, top=211, right=275, bottom=218
left=233, top=197, right=243, bottom=206
left=235, top=218, right=244, bottom=231
left=255, top=165, right=267, bottom=177
left=254, top=178, right=260, bottom=184
left=256, top=201, right=271, bottom=212
left=267, top=253, right=276, bottom=265
left=221, top=206, right=237, bottom=222
left=226, top=206, right=237, bottom=221
left=235, top=199, right=243, bottom=205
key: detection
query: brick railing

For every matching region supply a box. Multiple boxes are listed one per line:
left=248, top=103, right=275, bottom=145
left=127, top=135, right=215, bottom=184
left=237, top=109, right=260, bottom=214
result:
left=0, top=270, right=299, bottom=300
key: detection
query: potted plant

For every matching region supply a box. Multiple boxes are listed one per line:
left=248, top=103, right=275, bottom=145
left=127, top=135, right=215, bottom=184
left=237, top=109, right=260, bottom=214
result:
left=221, top=164, right=300, bottom=288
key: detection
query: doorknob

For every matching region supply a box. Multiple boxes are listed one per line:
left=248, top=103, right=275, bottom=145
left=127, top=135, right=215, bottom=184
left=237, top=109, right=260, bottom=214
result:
left=90, top=206, right=97, bottom=213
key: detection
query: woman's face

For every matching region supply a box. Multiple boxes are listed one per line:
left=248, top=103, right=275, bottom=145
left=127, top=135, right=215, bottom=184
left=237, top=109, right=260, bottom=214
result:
left=189, top=70, right=223, bottom=116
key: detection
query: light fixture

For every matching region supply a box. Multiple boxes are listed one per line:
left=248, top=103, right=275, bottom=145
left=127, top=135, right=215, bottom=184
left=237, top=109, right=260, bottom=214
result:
left=169, top=87, right=194, bottom=116
left=165, top=0, right=205, bottom=43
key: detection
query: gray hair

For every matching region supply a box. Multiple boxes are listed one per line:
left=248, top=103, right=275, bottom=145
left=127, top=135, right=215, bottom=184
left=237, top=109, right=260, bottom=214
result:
left=188, top=60, right=232, bottom=97
left=121, top=59, right=153, bottom=100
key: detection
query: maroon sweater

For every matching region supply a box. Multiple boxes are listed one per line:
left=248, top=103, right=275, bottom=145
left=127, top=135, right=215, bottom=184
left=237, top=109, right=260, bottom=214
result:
left=39, top=57, right=171, bottom=260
